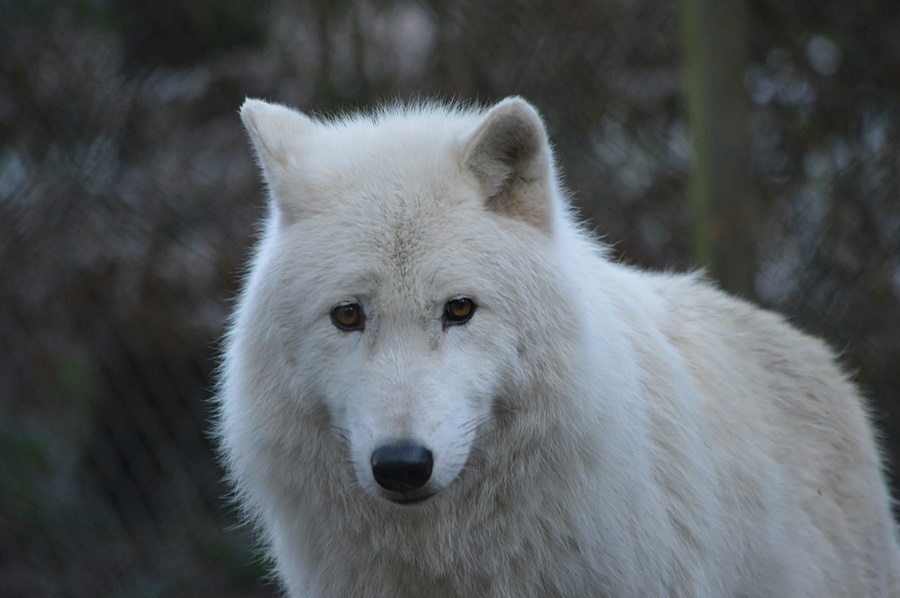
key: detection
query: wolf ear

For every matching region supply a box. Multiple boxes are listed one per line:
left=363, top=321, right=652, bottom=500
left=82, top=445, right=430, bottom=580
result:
left=463, top=97, right=555, bottom=232
left=240, top=98, right=313, bottom=222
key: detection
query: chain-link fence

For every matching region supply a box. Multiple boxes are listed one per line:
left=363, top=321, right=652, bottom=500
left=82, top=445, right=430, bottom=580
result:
left=1, top=1, right=898, bottom=595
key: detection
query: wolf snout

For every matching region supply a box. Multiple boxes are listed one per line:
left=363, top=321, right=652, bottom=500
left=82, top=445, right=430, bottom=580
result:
left=371, top=443, right=433, bottom=493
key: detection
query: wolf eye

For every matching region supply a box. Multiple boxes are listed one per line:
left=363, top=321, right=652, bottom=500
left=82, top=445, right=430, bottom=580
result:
left=330, top=302, right=365, bottom=331
left=443, top=297, right=476, bottom=327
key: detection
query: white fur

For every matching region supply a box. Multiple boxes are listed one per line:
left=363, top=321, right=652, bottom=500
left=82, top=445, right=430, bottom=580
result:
left=217, top=97, right=900, bottom=597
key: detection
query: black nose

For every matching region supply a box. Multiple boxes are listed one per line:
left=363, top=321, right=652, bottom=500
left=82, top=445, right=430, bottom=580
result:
left=371, top=444, right=433, bottom=492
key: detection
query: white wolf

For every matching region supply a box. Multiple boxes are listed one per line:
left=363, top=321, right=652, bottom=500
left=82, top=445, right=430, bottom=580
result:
left=217, top=96, right=900, bottom=597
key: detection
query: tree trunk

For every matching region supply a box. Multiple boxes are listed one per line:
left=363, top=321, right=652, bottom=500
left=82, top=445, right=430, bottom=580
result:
left=680, top=0, right=758, bottom=299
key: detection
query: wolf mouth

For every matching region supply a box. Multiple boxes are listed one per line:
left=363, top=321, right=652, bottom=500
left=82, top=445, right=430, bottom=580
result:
left=390, top=493, right=435, bottom=505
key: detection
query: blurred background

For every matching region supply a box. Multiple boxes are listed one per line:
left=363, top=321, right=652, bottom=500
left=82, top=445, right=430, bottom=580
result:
left=1, top=0, right=898, bottom=595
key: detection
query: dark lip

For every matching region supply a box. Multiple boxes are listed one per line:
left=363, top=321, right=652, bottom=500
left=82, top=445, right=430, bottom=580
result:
left=390, top=493, right=435, bottom=505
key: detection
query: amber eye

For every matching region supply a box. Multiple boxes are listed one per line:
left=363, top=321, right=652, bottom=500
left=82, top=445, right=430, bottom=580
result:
left=330, top=302, right=365, bottom=331
left=443, top=297, right=476, bottom=327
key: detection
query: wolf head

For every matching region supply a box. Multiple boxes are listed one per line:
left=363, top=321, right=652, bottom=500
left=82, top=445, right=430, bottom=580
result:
left=225, top=97, right=577, bottom=506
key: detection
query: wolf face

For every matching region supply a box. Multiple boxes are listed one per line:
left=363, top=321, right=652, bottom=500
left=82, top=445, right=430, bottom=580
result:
left=220, top=97, right=900, bottom=597
left=233, top=98, right=566, bottom=505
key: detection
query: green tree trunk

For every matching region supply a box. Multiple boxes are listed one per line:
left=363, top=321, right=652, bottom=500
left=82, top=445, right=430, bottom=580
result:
left=680, top=0, right=758, bottom=299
